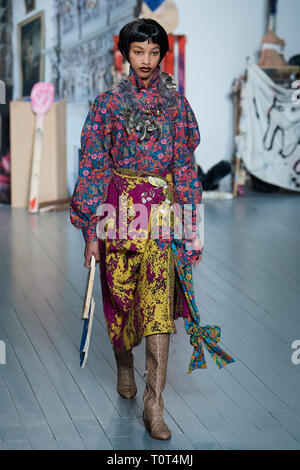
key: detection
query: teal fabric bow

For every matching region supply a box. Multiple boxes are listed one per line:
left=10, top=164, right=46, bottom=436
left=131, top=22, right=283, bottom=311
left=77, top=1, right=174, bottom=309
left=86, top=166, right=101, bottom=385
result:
left=170, top=241, right=236, bottom=373
left=184, top=319, right=235, bottom=373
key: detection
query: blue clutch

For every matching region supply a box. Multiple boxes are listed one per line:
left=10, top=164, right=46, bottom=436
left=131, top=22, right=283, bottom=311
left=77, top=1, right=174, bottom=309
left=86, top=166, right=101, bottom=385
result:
left=80, top=298, right=95, bottom=368
left=79, top=256, right=96, bottom=368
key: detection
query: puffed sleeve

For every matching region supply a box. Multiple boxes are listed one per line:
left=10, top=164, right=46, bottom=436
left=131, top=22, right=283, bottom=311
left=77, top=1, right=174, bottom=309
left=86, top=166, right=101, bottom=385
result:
left=70, top=93, right=113, bottom=243
left=171, top=94, right=203, bottom=259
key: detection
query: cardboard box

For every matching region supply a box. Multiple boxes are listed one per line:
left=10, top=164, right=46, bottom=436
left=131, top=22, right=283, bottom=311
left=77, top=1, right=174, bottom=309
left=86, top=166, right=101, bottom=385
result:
left=10, top=99, right=68, bottom=208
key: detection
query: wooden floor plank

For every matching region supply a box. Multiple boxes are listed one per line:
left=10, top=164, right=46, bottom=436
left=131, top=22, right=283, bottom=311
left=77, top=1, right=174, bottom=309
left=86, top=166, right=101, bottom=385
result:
left=0, top=304, right=85, bottom=449
left=0, top=191, right=299, bottom=449
left=0, top=323, right=59, bottom=449
left=0, top=371, right=29, bottom=444
left=3, top=267, right=114, bottom=449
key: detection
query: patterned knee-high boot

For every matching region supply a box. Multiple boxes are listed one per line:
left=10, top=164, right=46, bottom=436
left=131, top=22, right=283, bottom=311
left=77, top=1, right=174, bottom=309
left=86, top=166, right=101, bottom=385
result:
left=143, top=333, right=171, bottom=440
left=113, top=348, right=137, bottom=399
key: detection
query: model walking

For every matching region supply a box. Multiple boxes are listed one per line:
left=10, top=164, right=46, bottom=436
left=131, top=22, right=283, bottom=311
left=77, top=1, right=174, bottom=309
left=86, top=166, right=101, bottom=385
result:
left=70, top=18, right=234, bottom=441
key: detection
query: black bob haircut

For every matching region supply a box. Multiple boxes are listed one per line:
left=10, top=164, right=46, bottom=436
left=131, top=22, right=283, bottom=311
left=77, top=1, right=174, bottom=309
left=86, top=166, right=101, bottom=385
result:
left=118, top=18, right=169, bottom=64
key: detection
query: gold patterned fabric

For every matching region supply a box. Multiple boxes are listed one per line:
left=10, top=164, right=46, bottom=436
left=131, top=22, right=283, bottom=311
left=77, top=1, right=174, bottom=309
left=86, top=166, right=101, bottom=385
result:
left=98, top=166, right=190, bottom=351
left=98, top=167, right=235, bottom=372
left=103, top=238, right=177, bottom=350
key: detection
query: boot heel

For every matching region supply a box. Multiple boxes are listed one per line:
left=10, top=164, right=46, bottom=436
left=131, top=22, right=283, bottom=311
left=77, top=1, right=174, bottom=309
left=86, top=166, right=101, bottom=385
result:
left=113, top=348, right=137, bottom=399
left=143, top=411, right=151, bottom=432
left=143, top=410, right=171, bottom=440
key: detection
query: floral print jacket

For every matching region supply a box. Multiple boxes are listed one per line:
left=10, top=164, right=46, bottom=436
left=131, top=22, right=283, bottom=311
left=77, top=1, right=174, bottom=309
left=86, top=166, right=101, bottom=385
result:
left=70, top=65, right=203, bottom=264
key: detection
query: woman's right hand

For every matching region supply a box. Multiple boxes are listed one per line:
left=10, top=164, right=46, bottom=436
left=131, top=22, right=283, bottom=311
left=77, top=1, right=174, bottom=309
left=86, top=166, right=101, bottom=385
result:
left=84, top=240, right=100, bottom=268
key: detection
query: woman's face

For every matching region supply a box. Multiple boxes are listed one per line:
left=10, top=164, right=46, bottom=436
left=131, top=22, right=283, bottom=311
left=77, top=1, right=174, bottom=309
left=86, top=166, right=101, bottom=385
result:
left=128, top=40, right=160, bottom=84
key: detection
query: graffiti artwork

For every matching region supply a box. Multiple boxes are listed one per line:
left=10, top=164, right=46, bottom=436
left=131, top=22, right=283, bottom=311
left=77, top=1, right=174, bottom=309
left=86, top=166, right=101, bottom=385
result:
left=237, top=63, right=300, bottom=191
left=50, top=0, right=136, bottom=101
left=263, top=96, right=300, bottom=158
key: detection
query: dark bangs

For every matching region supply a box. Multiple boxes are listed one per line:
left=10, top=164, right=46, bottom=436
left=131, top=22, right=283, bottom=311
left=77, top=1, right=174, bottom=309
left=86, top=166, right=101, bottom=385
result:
left=118, top=19, right=169, bottom=63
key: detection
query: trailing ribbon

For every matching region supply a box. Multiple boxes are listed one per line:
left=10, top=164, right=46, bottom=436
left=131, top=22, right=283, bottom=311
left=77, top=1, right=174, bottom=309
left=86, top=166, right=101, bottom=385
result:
left=184, top=320, right=235, bottom=373
left=170, top=241, right=235, bottom=373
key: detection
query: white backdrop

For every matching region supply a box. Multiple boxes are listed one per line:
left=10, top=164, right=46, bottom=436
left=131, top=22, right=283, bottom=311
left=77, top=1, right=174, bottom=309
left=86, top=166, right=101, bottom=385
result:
left=10, top=0, right=300, bottom=194
left=173, top=0, right=300, bottom=188
left=237, top=63, right=300, bottom=191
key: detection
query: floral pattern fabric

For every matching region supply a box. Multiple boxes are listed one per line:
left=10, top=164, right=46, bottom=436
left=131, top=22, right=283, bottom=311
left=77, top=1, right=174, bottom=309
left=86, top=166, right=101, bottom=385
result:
left=70, top=65, right=236, bottom=372
left=70, top=65, right=203, bottom=264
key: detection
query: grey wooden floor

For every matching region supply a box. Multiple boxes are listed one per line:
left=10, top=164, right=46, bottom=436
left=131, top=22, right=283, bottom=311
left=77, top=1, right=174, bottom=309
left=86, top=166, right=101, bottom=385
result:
left=0, top=190, right=300, bottom=450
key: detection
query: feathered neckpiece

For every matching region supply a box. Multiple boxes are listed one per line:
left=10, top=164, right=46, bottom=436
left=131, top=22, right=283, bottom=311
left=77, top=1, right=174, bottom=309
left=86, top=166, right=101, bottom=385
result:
left=113, top=72, right=177, bottom=141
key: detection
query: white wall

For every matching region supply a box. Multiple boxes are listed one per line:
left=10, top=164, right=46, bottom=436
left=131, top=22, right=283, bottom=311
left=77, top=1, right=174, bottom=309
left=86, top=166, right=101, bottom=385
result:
left=10, top=1, right=300, bottom=193
left=173, top=0, right=300, bottom=182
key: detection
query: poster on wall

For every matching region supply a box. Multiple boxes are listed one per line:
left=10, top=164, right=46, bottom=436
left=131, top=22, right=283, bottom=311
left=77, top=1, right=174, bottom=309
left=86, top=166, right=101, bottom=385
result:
left=18, top=11, right=45, bottom=98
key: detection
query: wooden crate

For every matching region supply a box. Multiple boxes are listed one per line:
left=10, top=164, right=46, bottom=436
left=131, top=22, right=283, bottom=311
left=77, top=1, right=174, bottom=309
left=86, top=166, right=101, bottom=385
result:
left=10, top=99, right=68, bottom=208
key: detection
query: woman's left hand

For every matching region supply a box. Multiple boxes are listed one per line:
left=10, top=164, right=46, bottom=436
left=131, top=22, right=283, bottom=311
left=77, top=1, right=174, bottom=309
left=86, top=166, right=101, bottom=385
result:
left=191, top=237, right=203, bottom=266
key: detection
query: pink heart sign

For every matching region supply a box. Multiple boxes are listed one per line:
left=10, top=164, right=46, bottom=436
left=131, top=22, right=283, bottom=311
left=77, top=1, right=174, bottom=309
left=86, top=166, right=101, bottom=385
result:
left=28, top=82, right=55, bottom=213
left=31, top=82, right=54, bottom=122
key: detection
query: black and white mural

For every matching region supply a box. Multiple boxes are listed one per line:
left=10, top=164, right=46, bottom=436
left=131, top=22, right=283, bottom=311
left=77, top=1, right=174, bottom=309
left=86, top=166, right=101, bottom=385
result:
left=49, top=0, right=136, bottom=101
left=58, top=28, right=114, bottom=101
left=46, top=0, right=137, bottom=194
left=237, top=62, right=300, bottom=191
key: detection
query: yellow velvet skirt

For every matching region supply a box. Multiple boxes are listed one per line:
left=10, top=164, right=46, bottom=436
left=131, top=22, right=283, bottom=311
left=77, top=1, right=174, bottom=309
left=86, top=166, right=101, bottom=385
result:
left=98, top=167, right=189, bottom=351
left=102, top=238, right=177, bottom=350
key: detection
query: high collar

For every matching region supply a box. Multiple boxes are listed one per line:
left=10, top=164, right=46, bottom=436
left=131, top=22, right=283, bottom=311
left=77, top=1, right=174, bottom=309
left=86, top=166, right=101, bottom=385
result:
left=129, top=65, right=161, bottom=92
